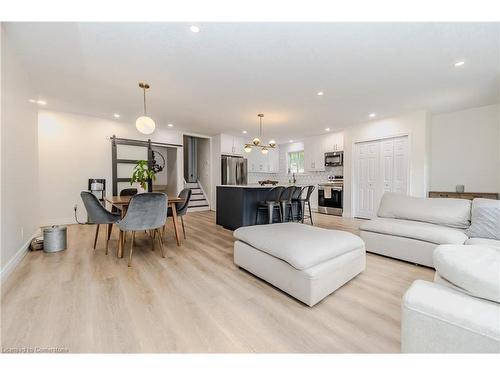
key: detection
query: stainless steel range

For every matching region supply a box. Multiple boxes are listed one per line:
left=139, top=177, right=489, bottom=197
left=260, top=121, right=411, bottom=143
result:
left=318, top=175, right=343, bottom=216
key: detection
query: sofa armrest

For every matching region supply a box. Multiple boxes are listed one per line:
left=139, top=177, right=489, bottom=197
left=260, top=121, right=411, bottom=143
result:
left=401, top=280, right=500, bottom=353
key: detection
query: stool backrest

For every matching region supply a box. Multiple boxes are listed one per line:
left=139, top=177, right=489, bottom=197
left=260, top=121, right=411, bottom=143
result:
left=291, top=186, right=303, bottom=200
left=280, top=186, right=296, bottom=202
left=304, top=185, right=315, bottom=201
left=267, top=186, right=285, bottom=202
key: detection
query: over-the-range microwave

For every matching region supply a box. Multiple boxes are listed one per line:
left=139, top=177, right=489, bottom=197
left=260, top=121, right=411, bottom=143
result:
left=325, top=151, right=343, bottom=167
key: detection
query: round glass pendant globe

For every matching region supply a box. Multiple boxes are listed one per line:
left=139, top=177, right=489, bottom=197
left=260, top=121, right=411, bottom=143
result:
left=244, top=145, right=252, bottom=153
left=261, top=148, right=269, bottom=155
left=252, top=138, right=261, bottom=146
left=136, top=116, right=156, bottom=134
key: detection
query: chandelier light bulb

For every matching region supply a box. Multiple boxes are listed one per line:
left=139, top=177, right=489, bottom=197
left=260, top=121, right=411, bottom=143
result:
left=253, top=138, right=261, bottom=146
left=261, top=147, right=269, bottom=155
left=244, top=145, right=252, bottom=153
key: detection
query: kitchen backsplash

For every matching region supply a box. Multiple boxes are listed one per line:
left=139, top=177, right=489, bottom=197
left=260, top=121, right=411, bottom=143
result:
left=248, top=167, right=343, bottom=186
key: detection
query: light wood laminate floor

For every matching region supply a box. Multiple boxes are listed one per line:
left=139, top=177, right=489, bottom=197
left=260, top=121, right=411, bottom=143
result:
left=1, top=211, right=433, bottom=353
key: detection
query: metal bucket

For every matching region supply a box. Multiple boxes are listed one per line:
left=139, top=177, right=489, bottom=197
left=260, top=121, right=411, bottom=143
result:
left=43, top=226, right=67, bottom=253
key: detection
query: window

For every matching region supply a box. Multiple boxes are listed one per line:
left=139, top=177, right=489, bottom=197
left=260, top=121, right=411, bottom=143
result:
left=288, top=151, right=304, bottom=174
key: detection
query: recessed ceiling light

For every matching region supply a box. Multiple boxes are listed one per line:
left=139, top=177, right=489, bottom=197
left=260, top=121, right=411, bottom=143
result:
left=454, top=60, right=465, bottom=67
left=37, top=100, right=47, bottom=105
left=289, top=139, right=294, bottom=143
left=167, top=123, right=174, bottom=128
left=113, top=113, right=120, bottom=118
left=325, top=128, right=330, bottom=132
left=317, top=91, right=324, bottom=96
left=369, top=113, right=376, bottom=118
left=242, top=130, right=247, bottom=134
left=28, top=99, right=37, bottom=103
left=190, top=25, right=200, bottom=33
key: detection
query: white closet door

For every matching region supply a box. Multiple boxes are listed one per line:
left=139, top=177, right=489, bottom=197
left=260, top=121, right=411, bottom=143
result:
left=356, top=141, right=379, bottom=219
left=354, top=135, right=409, bottom=219
left=380, top=139, right=394, bottom=194
left=392, top=136, right=408, bottom=194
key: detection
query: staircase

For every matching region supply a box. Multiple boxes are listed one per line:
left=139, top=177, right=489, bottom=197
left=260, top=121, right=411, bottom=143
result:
left=185, top=182, right=210, bottom=212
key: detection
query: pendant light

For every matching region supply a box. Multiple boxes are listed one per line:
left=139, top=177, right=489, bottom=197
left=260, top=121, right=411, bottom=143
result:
left=244, top=113, right=276, bottom=154
left=136, top=82, right=156, bottom=134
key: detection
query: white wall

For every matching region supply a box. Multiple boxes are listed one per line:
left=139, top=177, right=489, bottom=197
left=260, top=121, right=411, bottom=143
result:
left=430, top=104, right=500, bottom=194
left=343, top=110, right=430, bottom=217
left=38, top=110, right=184, bottom=226
left=1, top=24, right=40, bottom=277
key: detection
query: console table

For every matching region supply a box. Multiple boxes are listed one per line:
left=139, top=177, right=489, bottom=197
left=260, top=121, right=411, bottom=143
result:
left=428, top=191, right=498, bottom=200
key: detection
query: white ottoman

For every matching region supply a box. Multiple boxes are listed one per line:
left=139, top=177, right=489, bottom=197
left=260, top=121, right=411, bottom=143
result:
left=233, top=223, right=366, bottom=306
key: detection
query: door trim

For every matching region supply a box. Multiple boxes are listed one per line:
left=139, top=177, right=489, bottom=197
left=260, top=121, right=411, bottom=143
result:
left=351, top=133, right=411, bottom=218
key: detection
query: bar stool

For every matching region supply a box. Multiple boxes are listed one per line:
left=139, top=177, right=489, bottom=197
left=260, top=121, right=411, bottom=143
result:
left=279, top=186, right=296, bottom=222
left=297, top=185, right=315, bottom=225
left=290, top=186, right=303, bottom=221
left=255, top=186, right=285, bottom=224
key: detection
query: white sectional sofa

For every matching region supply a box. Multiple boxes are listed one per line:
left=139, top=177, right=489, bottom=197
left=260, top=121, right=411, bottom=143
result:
left=401, top=244, right=500, bottom=353
left=359, top=193, right=500, bottom=267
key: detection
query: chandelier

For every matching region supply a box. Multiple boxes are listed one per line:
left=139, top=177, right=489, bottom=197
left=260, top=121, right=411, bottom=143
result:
left=244, top=114, right=276, bottom=154
left=135, top=82, right=156, bottom=134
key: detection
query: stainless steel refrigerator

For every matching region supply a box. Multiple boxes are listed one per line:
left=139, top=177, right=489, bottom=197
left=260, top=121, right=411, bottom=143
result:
left=221, top=155, right=248, bottom=185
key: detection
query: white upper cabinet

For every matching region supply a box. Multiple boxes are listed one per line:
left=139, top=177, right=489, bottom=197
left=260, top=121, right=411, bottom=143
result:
left=220, top=134, right=245, bottom=156
left=246, top=146, right=279, bottom=174
left=304, top=136, right=326, bottom=172
left=323, top=131, right=344, bottom=152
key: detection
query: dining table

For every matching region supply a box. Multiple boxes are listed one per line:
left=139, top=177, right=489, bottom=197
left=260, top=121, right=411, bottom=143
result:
left=105, top=195, right=185, bottom=258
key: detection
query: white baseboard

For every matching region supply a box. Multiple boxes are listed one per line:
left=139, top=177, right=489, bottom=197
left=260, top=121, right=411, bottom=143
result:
left=0, top=229, right=40, bottom=282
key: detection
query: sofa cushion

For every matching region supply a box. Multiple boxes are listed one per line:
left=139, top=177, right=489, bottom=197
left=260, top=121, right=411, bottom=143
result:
left=233, top=223, right=365, bottom=270
left=359, top=218, right=468, bottom=245
left=465, top=237, right=500, bottom=250
left=434, top=245, right=500, bottom=303
left=377, top=193, right=471, bottom=229
left=466, top=198, right=500, bottom=240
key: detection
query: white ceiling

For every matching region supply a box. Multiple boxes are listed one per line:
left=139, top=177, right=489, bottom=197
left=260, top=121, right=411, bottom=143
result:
left=6, top=22, right=500, bottom=142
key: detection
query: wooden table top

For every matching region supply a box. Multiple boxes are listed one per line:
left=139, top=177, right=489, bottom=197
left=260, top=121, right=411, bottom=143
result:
left=106, top=196, right=184, bottom=205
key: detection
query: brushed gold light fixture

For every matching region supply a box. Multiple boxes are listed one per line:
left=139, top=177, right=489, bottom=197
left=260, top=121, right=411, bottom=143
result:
left=136, top=82, right=156, bottom=134
left=244, top=114, right=276, bottom=154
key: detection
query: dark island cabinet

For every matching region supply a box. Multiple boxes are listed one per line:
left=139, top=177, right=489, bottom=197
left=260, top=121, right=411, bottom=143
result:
left=216, top=186, right=273, bottom=230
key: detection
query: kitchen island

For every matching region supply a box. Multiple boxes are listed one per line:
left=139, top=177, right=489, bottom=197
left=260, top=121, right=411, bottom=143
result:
left=216, top=185, right=274, bottom=230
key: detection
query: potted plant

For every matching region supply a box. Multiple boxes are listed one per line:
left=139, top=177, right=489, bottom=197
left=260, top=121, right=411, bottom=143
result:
left=130, top=160, right=156, bottom=193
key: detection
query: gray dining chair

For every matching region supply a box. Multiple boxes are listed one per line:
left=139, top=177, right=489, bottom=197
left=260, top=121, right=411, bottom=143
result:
left=118, top=192, right=168, bottom=266
left=80, top=191, right=121, bottom=254
left=167, top=188, right=192, bottom=239
left=120, top=188, right=138, bottom=196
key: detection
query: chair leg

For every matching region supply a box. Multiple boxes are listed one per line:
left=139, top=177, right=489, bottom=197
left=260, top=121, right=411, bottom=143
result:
left=181, top=216, right=186, bottom=239
left=93, top=224, right=100, bottom=250
left=156, top=229, right=166, bottom=258
left=128, top=231, right=135, bottom=267
left=106, top=224, right=113, bottom=255
left=267, top=204, right=274, bottom=224
left=308, top=202, right=313, bottom=225
left=255, top=208, right=259, bottom=225
left=301, top=201, right=306, bottom=223
left=150, top=230, right=155, bottom=251
left=290, top=203, right=295, bottom=222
